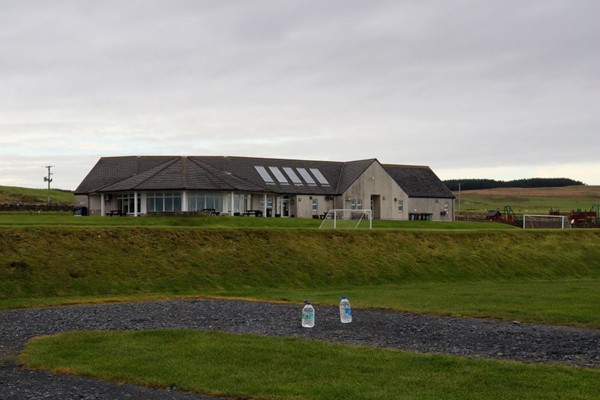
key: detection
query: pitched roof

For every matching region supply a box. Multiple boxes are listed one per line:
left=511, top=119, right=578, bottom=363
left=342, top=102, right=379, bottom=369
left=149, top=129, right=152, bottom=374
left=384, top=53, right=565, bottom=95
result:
left=76, top=156, right=348, bottom=195
left=75, top=156, right=453, bottom=199
left=75, top=156, right=178, bottom=194
left=382, top=164, right=455, bottom=198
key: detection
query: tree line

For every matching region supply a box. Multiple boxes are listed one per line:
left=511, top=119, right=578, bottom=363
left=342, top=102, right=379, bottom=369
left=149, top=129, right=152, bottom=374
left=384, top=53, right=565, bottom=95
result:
left=443, top=178, right=585, bottom=191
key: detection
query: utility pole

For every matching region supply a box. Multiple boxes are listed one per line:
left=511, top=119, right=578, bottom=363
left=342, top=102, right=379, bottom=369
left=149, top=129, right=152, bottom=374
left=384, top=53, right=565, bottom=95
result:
left=458, top=183, right=461, bottom=214
left=43, top=166, right=54, bottom=206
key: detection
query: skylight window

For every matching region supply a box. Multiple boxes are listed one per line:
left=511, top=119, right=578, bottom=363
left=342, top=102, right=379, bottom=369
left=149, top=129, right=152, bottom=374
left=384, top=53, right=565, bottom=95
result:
left=310, top=168, right=330, bottom=185
left=283, top=167, right=303, bottom=185
left=254, top=166, right=275, bottom=184
left=297, top=168, right=317, bottom=186
left=268, top=166, right=289, bottom=185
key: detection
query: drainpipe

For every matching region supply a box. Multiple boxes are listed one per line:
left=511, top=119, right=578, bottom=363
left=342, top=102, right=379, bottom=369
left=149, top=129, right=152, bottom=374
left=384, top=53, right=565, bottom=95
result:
left=230, top=192, right=235, bottom=216
left=134, top=191, right=138, bottom=217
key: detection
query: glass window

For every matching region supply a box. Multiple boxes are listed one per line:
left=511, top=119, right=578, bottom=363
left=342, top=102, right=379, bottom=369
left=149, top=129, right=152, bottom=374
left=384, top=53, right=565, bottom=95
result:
left=188, top=192, right=223, bottom=212
left=173, top=195, right=182, bottom=212
left=255, top=166, right=275, bottom=184
left=283, top=167, right=303, bottom=185
left=145, top=192, right=181, bottom=213
left=397, top=199, right=404, bottom=212
left=268, top=166, right=289, bottom=185
left=310, top=168, right=330, bottom=185
left=311, top=199, right=318, bottom=212
left=118, top=194, right=136, bottom=214
left=260, top=198, right=273, bottom=208
left=297, top=168, right=316, bottom=186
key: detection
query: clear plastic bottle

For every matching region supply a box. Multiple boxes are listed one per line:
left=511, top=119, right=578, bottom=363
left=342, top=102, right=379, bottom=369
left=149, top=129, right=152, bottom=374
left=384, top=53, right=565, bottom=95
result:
left=302, top=300, right=315, bottom=328
left=339, top=295, right=352, bottom=323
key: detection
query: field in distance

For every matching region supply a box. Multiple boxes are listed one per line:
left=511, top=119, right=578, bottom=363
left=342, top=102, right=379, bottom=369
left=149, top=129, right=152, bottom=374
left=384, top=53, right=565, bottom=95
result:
left=0, top=185, right=74, bottom=205
left=455, top=185, right=600, bottom=215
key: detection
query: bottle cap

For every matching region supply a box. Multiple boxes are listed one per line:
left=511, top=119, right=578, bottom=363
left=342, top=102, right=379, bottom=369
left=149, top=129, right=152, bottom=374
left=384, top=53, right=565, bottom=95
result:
left=341, top=295, right=347, bottom=299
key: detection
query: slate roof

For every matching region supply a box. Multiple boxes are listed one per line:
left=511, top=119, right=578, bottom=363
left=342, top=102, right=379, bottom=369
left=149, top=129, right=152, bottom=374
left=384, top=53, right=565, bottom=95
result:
left=382, top=164, right=455, bottom=199
left=76, top=156, right=453, bottom=199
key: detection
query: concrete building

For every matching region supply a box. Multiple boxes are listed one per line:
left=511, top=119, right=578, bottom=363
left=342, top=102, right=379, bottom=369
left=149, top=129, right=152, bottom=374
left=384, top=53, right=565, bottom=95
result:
left=75, top=156, right=454, bottom=220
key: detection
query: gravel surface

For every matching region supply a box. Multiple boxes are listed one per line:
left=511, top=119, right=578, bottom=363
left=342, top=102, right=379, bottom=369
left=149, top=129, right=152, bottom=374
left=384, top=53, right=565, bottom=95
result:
left=1, top=298, right=599, bottom=399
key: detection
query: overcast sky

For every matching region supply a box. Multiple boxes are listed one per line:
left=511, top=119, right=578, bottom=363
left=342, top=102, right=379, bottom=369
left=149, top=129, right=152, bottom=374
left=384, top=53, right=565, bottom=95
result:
left=1, top=0, right=599, bottom=190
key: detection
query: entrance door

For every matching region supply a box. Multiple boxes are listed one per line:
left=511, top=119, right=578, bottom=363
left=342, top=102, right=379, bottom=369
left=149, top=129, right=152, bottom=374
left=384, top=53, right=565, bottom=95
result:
left=279, top=198, right=290, bottom=217
left=370, top=195, right=381, bottom=219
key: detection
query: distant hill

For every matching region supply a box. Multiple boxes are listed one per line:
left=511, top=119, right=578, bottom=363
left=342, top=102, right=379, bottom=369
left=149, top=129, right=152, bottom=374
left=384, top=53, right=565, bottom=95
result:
left=443, top=178, right=585, bottom=191
left=0, top=185, right=74, bottom=206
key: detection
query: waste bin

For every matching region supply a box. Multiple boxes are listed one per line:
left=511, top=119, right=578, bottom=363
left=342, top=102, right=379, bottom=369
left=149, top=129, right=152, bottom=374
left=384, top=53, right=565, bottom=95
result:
left=73, top=206, right=88, bottom=216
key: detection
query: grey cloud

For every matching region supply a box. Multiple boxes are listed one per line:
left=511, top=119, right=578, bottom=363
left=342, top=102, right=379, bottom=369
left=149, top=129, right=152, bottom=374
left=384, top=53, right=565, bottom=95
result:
left=1, top=0, right=599, bottom=189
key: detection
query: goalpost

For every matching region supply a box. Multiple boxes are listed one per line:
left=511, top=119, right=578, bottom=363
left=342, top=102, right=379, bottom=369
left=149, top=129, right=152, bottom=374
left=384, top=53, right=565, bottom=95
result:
left=522, top=214, right=569, bottom=229
left=319, top=209, right=373, bottom=229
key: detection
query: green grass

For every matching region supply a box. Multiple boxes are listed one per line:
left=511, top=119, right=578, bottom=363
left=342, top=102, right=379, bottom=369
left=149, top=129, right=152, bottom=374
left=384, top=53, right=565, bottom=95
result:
left=0, top=213, right=515, bottom=229
left=2, top=226, right=599, bottom=327
left=224, top=280, right=600, bottom=327
left=0, top=185, right=74, bottom=205
left=456, top=186, right=600, bottom=215
left=20, top=330, right=600, bottom=400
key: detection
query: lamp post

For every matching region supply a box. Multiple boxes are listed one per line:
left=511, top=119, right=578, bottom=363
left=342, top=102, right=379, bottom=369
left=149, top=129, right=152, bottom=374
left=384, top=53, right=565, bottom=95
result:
left=43, top=166, right=54, bottom=206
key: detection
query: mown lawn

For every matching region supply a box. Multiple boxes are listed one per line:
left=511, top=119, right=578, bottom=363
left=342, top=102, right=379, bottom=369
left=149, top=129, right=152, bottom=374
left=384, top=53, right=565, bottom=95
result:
left=21, top=330, right=600, bottom=400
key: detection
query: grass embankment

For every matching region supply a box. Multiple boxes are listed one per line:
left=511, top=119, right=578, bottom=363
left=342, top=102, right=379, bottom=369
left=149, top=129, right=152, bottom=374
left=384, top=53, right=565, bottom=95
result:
left=2, top=227, right=599, bottom=327
left=0, top=213, right=515, bottom=229
left=21, top=330, right=600, bottom=400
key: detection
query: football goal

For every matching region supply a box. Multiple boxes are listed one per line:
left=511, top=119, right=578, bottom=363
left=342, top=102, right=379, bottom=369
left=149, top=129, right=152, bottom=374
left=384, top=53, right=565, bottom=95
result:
left=319, top=209, right=373, bottom=229
left=522, top=214, right=569, bottom=229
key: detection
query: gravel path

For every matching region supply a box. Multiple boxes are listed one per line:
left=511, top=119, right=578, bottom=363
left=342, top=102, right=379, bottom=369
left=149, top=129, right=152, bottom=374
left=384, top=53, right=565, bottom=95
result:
left=1, top=298, right=599, bottom=399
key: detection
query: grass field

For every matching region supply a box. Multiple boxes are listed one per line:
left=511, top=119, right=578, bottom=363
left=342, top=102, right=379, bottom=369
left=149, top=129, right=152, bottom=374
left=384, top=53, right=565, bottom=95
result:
left=20, top=330, right=600, bottom=400
left=456, top=185, right=600, bottom=214
left=0, top=185, right=74, bottom=205
left=4, top=205, right=599, bottom=399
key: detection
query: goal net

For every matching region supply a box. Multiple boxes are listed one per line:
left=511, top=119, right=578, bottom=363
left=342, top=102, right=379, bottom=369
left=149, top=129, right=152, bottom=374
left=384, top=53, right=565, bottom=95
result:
left=319, top=209, right=373, bottom=229
left=521, top=214, right=569, bottom=229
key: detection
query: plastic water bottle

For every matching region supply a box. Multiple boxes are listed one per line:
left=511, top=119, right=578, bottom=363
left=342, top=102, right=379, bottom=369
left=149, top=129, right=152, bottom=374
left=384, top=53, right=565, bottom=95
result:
left=302, top=300, right=315, bottom=328
left=339, top=295, right=352, bottom=323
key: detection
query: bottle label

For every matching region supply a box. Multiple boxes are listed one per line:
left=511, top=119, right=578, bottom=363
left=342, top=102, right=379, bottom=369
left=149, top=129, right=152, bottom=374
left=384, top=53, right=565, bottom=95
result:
left=303, top=312, right=314, bottom=320
left=344, top=308, right=351, bottom=316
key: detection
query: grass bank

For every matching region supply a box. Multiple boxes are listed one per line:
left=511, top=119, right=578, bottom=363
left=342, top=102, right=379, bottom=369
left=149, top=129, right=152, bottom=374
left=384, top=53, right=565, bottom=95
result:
left=2, top=227, right=599, bottom=326
left=20, top=330, right=600, bottom=400
left=0, top=213, right=515, bottom=229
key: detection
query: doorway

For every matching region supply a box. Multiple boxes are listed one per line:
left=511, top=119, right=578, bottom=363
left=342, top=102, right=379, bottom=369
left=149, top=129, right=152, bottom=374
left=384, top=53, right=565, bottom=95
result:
left=279, top=198, right=290, bottom=217
left=370, top=195, right=381, bottom=219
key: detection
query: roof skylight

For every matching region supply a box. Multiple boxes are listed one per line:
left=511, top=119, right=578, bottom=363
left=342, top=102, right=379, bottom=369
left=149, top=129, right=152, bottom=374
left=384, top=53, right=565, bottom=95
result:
left=283, top=167, right=303, bottom=185
left=296, top=168, right=317, bottom=186
left=310, top=168, right=330, bottom=185
left=254, top=166, right=275, bottom=184
left=268, top=166, right=289, bottom=185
